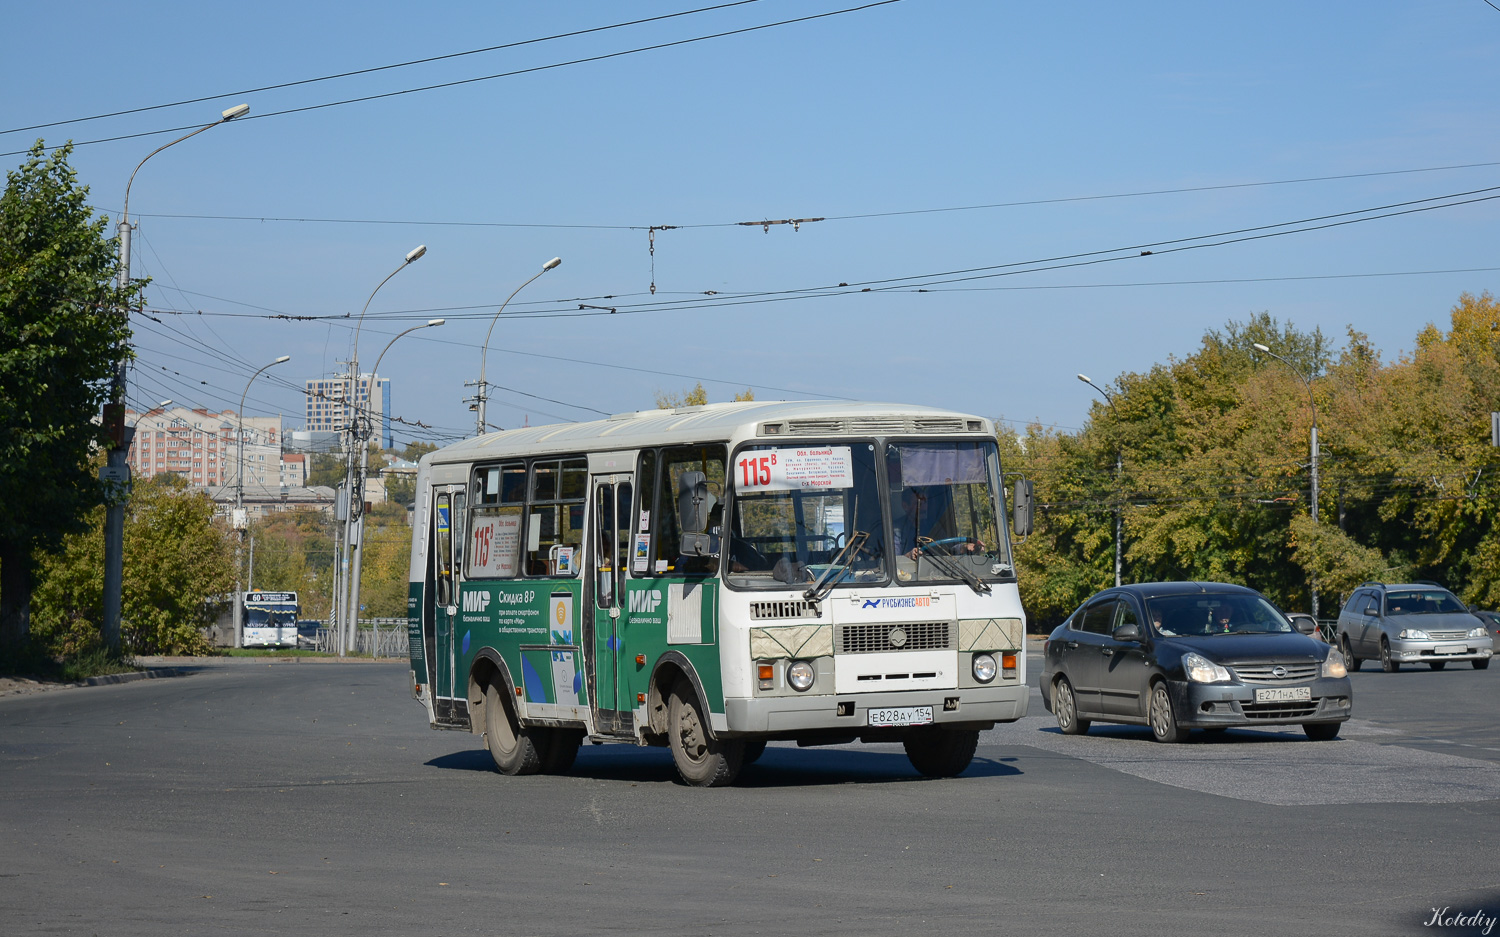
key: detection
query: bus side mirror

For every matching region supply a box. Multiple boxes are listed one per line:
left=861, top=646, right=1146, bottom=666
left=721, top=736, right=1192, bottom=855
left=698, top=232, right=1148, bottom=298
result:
left=1012, top=479, right=1034, bottom=538
left=677, top=470, right=716, bottom=556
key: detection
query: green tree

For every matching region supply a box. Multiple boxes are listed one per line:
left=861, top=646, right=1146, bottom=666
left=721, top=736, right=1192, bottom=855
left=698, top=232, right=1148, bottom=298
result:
left=0, top=141, right=138, bottom=653
left=31, top=475, right=233, bottom=656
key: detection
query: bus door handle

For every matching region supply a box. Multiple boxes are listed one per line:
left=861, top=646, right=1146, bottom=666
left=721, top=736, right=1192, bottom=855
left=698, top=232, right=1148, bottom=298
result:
left=610, top=607, right=620, bottom=619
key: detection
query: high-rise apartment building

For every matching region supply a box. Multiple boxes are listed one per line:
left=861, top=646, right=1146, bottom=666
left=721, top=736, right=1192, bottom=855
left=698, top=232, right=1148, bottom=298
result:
left=304, top=373, right=392, bottom=448
left=126, top=406, right=282, bottom=489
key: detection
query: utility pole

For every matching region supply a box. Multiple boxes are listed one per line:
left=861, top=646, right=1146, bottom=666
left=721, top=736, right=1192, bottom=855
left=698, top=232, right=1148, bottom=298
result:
left=105, top=103, right=249, bottom=656
left=1253, top=343, right=1321, bottom=619
left=1077, top=374, right=1124, bottom=587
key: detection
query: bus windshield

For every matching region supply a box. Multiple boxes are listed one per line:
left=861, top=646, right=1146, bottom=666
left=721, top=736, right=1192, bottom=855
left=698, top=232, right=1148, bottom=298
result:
left=887, top=440, right=1010, bottom=587
left=725, top=439, right=1013, bottom=591
left=246, top=607, right=296, bottom=626
left=725, top=442, right=887, bottom=589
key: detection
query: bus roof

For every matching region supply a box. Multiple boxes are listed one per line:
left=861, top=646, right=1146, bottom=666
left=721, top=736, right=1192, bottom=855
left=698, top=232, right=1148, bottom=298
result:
left=423, top=400, right=994, bottom=466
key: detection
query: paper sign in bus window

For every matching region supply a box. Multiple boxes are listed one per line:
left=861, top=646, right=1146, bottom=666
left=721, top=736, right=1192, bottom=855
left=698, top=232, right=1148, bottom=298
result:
left=735, top=446, right=855, bottom=493
left=468, top=508, right=521, bottom=577
left=632, top=533, right=651, bottom=572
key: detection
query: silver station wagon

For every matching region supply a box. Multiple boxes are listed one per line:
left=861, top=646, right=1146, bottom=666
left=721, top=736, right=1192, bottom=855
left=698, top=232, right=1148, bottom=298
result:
left=1336, top=582, right=1495, bottom=672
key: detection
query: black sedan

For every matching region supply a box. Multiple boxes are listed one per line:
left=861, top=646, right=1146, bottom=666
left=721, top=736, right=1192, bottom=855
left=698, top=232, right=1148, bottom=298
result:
left=1039, top=582, right=1353, bottom=742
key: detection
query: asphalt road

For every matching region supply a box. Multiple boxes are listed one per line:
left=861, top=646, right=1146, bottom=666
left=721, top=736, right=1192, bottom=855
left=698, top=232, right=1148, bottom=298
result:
left=2, top=653, right=1498, bottom=937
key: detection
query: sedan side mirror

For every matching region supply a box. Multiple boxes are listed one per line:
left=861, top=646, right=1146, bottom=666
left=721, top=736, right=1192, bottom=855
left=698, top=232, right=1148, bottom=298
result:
left=1468, top=604, right=1479, bottom=614
left=1289, top=614, right=1317, bottom=635
left=1112, top=622, right=1141, bottom=642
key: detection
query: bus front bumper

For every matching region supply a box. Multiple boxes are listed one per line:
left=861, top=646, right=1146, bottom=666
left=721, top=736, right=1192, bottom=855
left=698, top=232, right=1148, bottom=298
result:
left=723, top=685, right=1028, bottom=736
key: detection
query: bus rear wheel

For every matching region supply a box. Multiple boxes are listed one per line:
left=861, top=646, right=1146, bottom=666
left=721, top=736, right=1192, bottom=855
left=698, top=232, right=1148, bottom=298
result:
left=484, top=683, right=543, bottom=776
left=903, top=728, right=979, bottom=778
left=668, top=680, right=744, bottom=787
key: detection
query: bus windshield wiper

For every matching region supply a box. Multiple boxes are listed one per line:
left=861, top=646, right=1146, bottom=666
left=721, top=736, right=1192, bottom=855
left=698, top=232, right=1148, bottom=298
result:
left=804, top=530, right=869, bottom=603
left=915, top=539, right=992, bottom=595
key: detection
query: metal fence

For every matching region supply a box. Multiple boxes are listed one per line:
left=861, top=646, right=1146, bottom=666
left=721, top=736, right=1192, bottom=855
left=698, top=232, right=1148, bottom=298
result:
left=310, top=619, right=409, bottom=658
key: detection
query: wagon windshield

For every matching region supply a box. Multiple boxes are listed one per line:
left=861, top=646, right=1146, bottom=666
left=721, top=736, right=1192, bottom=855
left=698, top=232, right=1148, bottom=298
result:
left=1384, top=590, right=1466, bottom=615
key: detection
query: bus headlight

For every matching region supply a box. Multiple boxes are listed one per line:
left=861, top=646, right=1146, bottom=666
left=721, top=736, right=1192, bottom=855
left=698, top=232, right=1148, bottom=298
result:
left=787, top=660, right=816, bottom=692
left=972, top=653, right=997, bottom=683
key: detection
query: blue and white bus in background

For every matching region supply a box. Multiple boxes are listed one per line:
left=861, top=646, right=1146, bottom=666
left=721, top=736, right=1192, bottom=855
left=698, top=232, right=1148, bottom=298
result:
left=242, top=591, right=300, bottom=648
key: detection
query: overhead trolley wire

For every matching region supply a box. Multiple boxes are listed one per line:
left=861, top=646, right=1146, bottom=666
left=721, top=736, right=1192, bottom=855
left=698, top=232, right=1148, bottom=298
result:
left=0, top=1, right=764, bottom=136
left=2, top=1, right=904, bottom=158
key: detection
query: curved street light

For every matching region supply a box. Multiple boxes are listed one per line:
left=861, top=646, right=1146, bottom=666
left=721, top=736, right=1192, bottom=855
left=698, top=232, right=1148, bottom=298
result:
left=338, top=247, right=428, bottom=655
left=234, top=354, right=290, bottom=648
left=1252, top=341, right=1322, bottom=619
left=1078, top=373, right=1124, bottom=587
left=103, top=102, right=250, bottom=656
left=473, top=257, right=561, bottom=436
left=346, top=318, right=446, bottom=656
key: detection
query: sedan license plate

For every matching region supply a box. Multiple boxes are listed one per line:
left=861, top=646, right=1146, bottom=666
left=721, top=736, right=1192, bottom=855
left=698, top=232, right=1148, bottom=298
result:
left=1437, top=644, right=1466, bottom=656
left=868, top=706, right=934, bottom=727
left=1254, top=686, right=1312, bottom=703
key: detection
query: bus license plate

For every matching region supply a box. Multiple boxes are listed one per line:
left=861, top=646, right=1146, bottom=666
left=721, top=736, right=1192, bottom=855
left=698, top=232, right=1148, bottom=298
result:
left=868, top=706, right=933, bottom=727
left=1254, top=687, right=1312, bottom=703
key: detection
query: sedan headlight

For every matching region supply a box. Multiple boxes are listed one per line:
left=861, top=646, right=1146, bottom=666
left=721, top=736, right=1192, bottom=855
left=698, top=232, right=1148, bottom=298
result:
left=972, top=653, right=997, bottom=684
left=1182, top=651, right=1231, bottom=684
left=786, top=660, right=816, bottom=692
left=1322, top=649, right=1348, bottom=678
left=1469, top=626, right=1488, bottom=639
left=1398, top=629, right=1430, bottom=640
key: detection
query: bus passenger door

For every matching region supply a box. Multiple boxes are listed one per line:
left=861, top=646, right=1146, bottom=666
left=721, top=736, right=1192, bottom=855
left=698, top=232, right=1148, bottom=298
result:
left=587, top=474, right=633, bottom=736
left=430, top=485, right=464, bottom=724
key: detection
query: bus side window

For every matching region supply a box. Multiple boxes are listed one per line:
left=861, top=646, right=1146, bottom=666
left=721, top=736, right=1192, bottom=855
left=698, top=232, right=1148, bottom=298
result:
left=595, top=483, right=615, bottom=607
left=435, top=492, right=453, bottom=608
left=652, top=445, right=726, bottom=576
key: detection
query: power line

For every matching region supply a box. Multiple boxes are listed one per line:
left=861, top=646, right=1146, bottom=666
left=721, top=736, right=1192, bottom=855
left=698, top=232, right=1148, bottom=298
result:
left=112, top=159, right=1500, bottom=233
left=2, top=1, right=903, bottom=158
left=0, top=1, right=762, bottom=136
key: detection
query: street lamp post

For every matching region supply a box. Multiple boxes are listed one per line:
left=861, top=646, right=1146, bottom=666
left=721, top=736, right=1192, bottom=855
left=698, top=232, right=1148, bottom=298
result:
left=1252, top=342, right=1321, bottom=619
left=339, top=246, right=427, bottom=655
left=104, top=103, right=249, bottom=656
left=345, top=319, right=444, bottom=658
left=471, top=257, right=561, bottom=437
left=1078, top=374, right=1124, bottom=587
left=234, top=355, right=290, bottom=648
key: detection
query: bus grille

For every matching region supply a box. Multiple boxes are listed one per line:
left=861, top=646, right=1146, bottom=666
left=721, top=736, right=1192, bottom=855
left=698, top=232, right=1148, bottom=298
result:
left=1231, top=663, right=1318, bottom=685
left=838, top=621, right=952, bottom=654
left=749, top=600, right=819, bottom=620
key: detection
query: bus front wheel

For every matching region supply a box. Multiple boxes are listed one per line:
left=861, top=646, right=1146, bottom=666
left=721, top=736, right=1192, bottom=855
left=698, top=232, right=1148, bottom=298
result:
left=903, top=728, right=979, bottom=778
left=668, top=680, right=744, bottom=787
left=484, top=683, right=543, bottom=776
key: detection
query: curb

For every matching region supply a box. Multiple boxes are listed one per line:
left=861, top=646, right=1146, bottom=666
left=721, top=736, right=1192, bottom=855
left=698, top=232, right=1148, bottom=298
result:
left=85, top=667, right=189, bottom=687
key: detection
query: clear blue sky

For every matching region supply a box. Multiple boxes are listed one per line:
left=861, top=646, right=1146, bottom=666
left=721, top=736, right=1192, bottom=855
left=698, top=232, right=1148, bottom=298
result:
left=5, top=1, right=1499, bottom=446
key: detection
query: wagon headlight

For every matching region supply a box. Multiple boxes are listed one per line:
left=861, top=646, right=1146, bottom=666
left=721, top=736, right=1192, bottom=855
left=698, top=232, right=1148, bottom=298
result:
left=1322, top=650, right=1347, bottom=678
left=1398, top=629, right=1430, bottom=640
left=972, top=653, right=997, bottom=684
left=1182, top=651, right=1231, bottom=684
left=1468, top=626, right=1487, bottom=639
left=787, top=660, right=816, bottom=692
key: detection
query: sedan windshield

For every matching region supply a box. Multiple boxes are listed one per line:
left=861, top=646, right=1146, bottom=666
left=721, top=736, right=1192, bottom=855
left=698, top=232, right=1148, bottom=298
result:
left=725, top=442, right=887, bottom=590
left=1384, top=590, right=1467, bottom=615
left=1146, top=594, right=1293, bottom=636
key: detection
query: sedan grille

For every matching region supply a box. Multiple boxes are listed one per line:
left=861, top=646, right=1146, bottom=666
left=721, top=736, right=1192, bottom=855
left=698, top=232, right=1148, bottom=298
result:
left=1232, top=662, right=1318, bottom=685
left=1241, top=701, right=1318, bottom=719
left=838, top=621, right=951, bottom=654
left=1426, top=630, right=1468, bottom=640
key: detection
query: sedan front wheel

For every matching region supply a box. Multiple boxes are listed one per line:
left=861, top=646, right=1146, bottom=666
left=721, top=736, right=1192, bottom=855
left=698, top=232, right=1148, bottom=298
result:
left=1148, top=682, right=1189, bottom=743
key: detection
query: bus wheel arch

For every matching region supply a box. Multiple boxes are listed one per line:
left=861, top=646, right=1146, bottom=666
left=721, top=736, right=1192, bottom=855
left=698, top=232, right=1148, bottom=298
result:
left=467, top=649, right=515, bottom=738
left=647, top=652, right=713, bottom=742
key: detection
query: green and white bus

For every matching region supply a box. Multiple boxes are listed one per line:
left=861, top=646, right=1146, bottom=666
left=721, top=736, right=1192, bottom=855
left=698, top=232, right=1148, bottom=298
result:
left=407, top=401, right=1032, bottom=786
